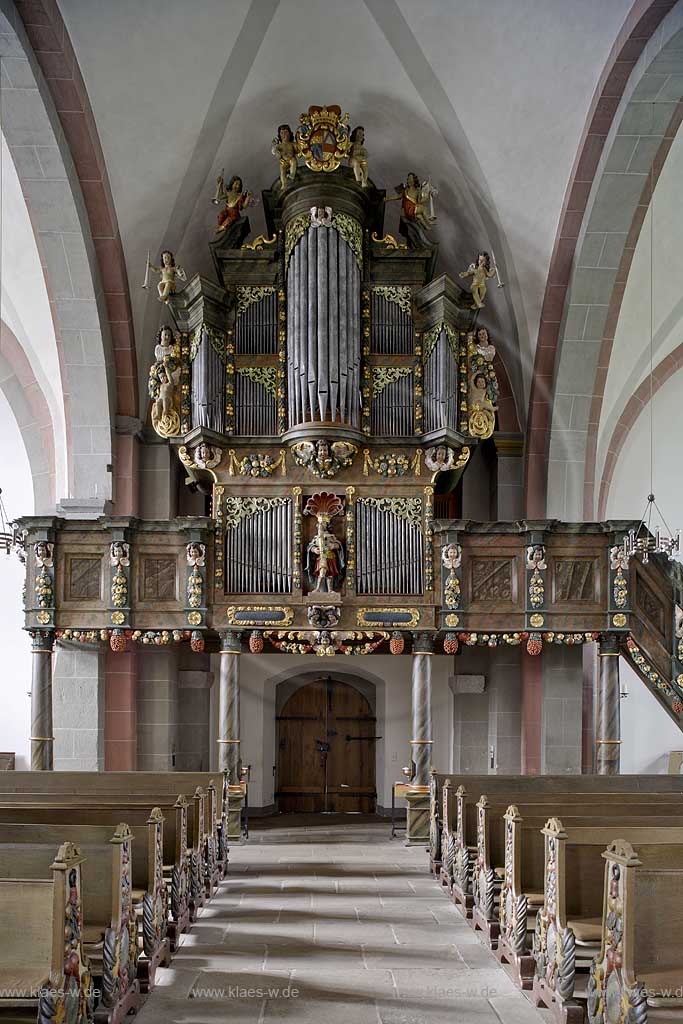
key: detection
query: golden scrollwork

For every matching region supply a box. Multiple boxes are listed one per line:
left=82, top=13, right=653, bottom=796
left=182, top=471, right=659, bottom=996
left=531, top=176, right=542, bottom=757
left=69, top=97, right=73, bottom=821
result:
left=468, top=405, right=495, bottom=440
left=224, top=496, right=290, bottom=530
left=227, top=606, right=294, bottom=626
left=240, top=234, right=277, bottom=252
left=332, top=212, right=363, bottom=269
left=236, top=365, right=278, bottom=396
left=357, top=495, right=422, bottom=529
left=423, top=321, right=459, bottom=360
left=235, top=285, right=276, bottom=318
left=373, top=285, right=412, bottom=316
left=285, top=212, right=311, bottom=267
left=371, top=231, right=407, bottom=250
left=371, top=365, right=413, bottom=397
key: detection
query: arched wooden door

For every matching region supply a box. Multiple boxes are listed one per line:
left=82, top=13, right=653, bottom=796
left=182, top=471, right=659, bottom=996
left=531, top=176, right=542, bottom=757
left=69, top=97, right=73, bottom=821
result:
left=276, top=677, right=377, bottom=813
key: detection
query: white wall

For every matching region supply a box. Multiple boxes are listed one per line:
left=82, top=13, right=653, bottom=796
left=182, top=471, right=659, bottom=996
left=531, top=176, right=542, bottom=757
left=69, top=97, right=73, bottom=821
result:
left=0, top=389, right=33, bottom=768
left=606, top=369, right=683, bottom=773
left=211, top=652, right=453, bottom=811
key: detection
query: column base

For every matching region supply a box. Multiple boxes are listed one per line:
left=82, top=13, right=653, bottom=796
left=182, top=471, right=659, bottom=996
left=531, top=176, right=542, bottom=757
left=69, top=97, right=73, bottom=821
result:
left=404, top=788, right=430, bottom=845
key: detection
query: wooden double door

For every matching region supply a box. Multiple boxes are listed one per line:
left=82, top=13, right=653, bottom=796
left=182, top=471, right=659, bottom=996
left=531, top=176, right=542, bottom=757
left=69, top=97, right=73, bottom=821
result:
left=276, top=677, right=377, bottom=813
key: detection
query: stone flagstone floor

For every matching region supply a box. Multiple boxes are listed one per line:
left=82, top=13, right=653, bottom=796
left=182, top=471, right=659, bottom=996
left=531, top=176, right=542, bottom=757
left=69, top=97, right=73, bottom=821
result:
left=137, top=818, right=550, bottom=1023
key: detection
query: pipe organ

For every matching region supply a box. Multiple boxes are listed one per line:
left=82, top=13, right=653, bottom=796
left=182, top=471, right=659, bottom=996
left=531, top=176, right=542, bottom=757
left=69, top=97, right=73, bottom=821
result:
left=138, top=102, right=500, bottom=643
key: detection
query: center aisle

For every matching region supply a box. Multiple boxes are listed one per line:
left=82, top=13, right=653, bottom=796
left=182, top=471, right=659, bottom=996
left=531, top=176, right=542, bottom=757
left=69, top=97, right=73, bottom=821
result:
left=137, top=819, right=549, bottom=1023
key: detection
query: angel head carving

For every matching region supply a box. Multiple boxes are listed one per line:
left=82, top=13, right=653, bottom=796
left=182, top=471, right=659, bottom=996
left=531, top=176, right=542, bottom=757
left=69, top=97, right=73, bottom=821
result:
left=187, top=542, right=206, bottom=567
left=442, top=543, right=462, bottom=571
left=525, top=545, right=547, bottom=571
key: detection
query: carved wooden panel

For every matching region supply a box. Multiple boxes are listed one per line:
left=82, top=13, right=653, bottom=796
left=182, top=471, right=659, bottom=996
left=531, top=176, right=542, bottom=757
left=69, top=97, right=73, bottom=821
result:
left=471, top=559, right=512, bottom=601
left=67, top=556, right=101, bottom=600
left=553, top=559, right=596, bottom=603
left=636, top=577, right=665, bottom=636
left=142, top=557, right=177, bottom=601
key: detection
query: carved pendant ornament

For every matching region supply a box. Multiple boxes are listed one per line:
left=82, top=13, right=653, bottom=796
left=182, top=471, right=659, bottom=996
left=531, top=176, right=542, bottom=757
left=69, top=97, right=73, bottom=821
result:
left=228, top=448, right=286, bottom=478
left=467, top=327, right=499, bottom=440
left=363, top=449, right=421, bottom=478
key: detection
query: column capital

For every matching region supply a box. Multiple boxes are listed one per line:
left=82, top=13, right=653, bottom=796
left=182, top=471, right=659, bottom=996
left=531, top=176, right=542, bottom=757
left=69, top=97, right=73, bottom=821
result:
left=412, top=632, right=436, bottom=655
left=219, top=630, right=243, bottom=654
left=598, top=634, right=620, bottom=657
left=28, top=628, right=55, bottom=652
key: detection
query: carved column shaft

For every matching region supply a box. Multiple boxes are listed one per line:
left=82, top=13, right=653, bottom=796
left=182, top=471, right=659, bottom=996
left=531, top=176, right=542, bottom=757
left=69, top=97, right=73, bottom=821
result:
left=30, top=630, right=54, bottom=770
left=218, top=633, right=241, bottom=780
left=411, top=650, right=433, bottom=788
left=596, top=635, right=620, bottom=776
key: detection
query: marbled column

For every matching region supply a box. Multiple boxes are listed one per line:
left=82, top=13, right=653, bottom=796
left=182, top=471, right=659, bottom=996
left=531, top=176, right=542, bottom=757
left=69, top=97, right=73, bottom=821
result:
left=406, top=632, right=435, bottom=844
left=30, top=629, right=54, bottom=770
left=218, top=631, right=244, bottom=840
left=596, top=634, right=621, bottom=776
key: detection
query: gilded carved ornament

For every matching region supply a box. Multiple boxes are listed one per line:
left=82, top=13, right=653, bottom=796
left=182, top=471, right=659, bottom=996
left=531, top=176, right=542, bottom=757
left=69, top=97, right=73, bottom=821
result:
left=356, top=495, right=422, bottom=530
left=236, top=365, right=278, bottom=396
left=371, top=365, right=413, bottom=397
left=235, top=285, right=276, bottom=318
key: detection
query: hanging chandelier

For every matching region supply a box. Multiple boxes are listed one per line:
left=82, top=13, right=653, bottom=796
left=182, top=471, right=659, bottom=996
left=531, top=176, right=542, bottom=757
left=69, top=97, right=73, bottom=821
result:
left=0, top=487, right=24, bottom=561
left=623, top=119, right=679, bottom=565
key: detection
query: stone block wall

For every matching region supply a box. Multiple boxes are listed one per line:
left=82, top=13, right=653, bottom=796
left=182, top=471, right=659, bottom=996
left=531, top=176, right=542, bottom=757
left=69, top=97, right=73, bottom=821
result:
left=137, top=648, right=179, bottom=770
left=53, top=645, right=105, bottom=770
left=541, top=644, right=583, bottom=773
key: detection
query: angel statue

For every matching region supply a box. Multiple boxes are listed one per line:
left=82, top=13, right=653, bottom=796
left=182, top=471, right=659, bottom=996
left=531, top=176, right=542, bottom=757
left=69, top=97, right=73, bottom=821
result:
left=212, top=172, right=256, bottom=247
left=384, top=172, right=437, bottom=251
left=348, top=126, right=369, bottom=187
left=148, top=325, right=181, bottom=437
left=144, top=249, right=187, bottom=304
left=460, top=251, right=496, bottom=309
left=271, top=124, right=298, bottom=191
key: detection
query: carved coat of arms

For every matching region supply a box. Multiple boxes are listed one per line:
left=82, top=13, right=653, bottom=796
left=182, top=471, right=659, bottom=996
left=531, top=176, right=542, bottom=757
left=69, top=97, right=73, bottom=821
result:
left=296, top=105, right=351, bottom=173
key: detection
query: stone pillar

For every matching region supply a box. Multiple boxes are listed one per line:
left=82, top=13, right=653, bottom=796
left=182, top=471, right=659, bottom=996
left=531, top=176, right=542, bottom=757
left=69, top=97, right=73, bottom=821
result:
left=405, top=632, right=434, bottom=844
left=105, top=648, right=137, bottom=770
left=219, top=631, right=244, bottom=840
left=596, top=634, right=621, bottom=775
left=30, top=629, right=54, bottom=770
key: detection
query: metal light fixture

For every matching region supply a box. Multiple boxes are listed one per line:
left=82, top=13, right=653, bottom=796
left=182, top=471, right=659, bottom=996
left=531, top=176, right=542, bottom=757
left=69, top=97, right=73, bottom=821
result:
left=0, top=488, right=24, bottom=561
left=623, top=114, right=679, bottom=565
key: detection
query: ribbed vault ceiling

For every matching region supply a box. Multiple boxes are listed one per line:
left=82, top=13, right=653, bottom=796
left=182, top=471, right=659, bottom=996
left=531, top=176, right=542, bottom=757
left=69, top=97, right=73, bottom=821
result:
left=58, top=0, right=633, bottom=421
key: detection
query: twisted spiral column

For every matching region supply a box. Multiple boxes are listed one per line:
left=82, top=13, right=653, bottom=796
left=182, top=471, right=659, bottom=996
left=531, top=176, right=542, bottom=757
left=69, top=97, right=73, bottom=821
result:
left=30, top=629, right=54, bottom=770
left=596, top=634, right=621, bottom=775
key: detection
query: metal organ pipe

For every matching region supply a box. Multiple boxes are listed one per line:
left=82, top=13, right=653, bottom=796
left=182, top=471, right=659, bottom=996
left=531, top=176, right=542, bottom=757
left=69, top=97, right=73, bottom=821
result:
left=286, top=223, right=361, bottom=428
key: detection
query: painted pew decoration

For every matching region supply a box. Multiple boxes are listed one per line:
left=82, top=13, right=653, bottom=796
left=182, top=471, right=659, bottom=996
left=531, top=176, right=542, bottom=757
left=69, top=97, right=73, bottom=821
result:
left=531, top=819, right=683, bottom=1024
left=0, top=826, right=140, bottom=1024
left=429, top=770, right=440, bottom=873
left=98, top=823, right=140, bottom=1024
left=0, top=842, right=94, bottom=1024
left=140, top=808, right=170, bottom=991
left=471, top=796, right=502, bottom=944
left=496, top=805, right=544, bottom=990
left=439, top=779, right=456, bottom=889
left=587, top=838, right=683, bottom=1024
left=189, top=786, right=206, bottom=914
left=167, top=795, right=190, bottom=947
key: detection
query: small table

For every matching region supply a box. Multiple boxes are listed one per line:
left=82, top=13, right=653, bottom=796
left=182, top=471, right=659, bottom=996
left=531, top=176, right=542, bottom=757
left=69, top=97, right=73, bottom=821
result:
left=390, top=782, right=410, bottom=839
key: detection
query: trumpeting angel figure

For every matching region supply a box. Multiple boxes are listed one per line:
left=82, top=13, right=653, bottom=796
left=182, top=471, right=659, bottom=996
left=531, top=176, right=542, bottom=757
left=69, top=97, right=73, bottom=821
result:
left=460, top=251, right=495, bottom=309
left=143, top=249, right=187, bottom=304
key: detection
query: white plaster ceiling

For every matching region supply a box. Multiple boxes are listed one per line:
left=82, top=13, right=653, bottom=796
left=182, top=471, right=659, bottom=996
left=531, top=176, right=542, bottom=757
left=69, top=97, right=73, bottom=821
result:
left=597, top=124, right=683, bottom=492
left=58, top=0, right=634, bottom=418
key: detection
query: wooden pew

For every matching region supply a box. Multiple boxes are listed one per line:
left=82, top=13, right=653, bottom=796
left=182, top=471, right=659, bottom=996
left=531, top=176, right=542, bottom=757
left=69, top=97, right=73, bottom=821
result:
left=587, top=838, right=683, bottom=1024
left=447, top=784, right=683, bottom=918
left=429, top=774, right=683, bottom=885
left=481, top=802, right=683, bottom=988
left=0, top=824, right=141, bottom=1024
left=0, top=796, right=192, bottom=950
left=471, top=796, right=683, bottom=943
left=531, top=819, right=683, bottom=1024
left=0, top=842, right=95, bottom=1024
left=0, top=813, right=171, bottom=994
left=0, top=769, right=229, bottom=881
